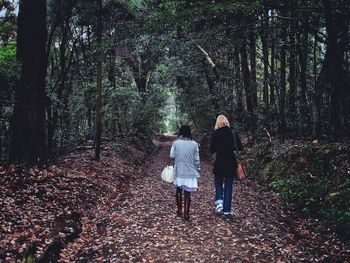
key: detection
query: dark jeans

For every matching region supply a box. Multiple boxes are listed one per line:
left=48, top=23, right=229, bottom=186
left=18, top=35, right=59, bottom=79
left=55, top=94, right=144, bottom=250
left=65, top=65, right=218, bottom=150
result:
left=214, top=175, right=234, bottom=213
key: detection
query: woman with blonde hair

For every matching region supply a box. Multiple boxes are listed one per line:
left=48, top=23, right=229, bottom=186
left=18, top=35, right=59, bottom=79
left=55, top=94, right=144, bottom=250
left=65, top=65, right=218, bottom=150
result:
left=210, top=114, right=243, bottom=219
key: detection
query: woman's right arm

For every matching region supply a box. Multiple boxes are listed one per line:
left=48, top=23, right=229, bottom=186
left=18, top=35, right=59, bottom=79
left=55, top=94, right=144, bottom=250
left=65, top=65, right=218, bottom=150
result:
left=235, top=132, right=243, bottom=151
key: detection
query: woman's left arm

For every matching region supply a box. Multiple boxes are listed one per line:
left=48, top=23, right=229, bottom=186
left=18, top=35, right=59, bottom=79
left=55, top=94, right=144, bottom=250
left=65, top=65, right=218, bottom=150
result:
left=195, top=143, right=200, bottom=175
left=170, top=142, right=176, bottom=159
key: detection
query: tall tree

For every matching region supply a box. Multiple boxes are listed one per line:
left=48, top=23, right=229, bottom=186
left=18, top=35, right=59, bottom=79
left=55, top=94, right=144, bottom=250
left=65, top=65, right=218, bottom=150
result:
left=47, top=0, right=76, bottom=153
left=288, top=19, right=297, bottom=134
left=312, top=0, right=350, bottom=139
left=249, top=30, right=257, bottom=108
left=233, top=40, right=244, bottom=122
left=95, top=0, right=103, bottom=160
left=322, top=0, right=349, bottom=139
left=296, top=19, right=309, bottom=135
left=261, top=8, right=269, bottom=108
left=10, top=0, right=48, bottom=165
left=278, top=18, right=287, bottom=142
left=270, top=12, right=276, bottom=109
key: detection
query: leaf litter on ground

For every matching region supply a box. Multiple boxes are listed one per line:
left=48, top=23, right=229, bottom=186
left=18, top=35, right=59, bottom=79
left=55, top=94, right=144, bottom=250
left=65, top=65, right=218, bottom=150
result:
left=0, top=136, right=349, bottom=262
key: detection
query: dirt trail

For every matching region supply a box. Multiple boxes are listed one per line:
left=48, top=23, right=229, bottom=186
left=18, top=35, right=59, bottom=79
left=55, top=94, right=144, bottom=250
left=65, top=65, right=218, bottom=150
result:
left=60, top=138, right=349, bottom=262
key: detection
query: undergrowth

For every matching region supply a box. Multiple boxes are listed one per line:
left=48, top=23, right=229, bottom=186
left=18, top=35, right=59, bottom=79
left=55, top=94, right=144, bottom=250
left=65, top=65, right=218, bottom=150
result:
left=245, top=139, right=350, bottom=243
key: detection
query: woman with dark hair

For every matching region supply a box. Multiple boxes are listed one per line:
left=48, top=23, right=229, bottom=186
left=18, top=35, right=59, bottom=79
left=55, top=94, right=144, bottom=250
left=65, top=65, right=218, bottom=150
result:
left=210, top=115, right=243, bottom=219
left=170, top=125, right=200, bottom=221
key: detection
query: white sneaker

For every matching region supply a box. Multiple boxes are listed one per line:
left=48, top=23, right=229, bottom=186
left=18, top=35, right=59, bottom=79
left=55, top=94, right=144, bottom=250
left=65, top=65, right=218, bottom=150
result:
left=215, top=204, right=223, bottom=214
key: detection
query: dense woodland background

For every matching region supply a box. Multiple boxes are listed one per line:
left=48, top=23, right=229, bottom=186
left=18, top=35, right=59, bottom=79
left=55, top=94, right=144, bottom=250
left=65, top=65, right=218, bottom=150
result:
left=1, top=1, right=350, bottom=259
left=1, top=0, right=349, bottom=165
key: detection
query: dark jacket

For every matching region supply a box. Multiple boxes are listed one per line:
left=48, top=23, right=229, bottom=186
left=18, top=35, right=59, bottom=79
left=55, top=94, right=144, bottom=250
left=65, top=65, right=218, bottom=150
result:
left=210, top=126, right=243, bottom=178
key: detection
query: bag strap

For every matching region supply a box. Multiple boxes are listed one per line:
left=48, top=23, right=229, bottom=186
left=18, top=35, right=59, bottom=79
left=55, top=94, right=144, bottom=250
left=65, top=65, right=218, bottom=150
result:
left=231, top=128, right=241, bottom=159
left=232, top=129, right=238, bottom=151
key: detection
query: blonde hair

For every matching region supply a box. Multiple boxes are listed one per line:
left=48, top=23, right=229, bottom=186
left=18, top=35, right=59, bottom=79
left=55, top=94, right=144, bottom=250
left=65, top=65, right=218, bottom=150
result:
left=215, top=115, right=230, bottom=130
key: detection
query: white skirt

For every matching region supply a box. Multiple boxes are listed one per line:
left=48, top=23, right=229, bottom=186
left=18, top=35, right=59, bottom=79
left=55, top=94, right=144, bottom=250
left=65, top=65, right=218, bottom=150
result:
left=173, top=177, right=198, bottom=192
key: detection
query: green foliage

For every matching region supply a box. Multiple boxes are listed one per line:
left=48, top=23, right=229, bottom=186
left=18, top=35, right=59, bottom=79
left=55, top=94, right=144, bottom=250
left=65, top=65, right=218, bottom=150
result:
left=0, top=43, right=16, bottom=66
left=0, top=43, right=18, bottom=162
left=0, top=0, right=17, bottom=43
left=133, top=87, right=168, bottom=134
left=252, top=142, right=350, bottom=241
left=2, top=0, right=349, bottom=161
left=120, top=0, right=146, bottom=13
left=0, top=43, right=18, bottom=92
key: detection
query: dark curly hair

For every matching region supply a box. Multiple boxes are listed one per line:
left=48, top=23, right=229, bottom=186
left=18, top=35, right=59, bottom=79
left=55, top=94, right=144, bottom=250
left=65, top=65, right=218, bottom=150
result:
left=178, top=125, right=192, bottom=140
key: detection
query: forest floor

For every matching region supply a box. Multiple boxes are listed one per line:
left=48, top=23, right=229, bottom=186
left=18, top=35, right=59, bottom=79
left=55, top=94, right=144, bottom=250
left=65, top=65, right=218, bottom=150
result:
left=1, top=136, right=350, bottom=262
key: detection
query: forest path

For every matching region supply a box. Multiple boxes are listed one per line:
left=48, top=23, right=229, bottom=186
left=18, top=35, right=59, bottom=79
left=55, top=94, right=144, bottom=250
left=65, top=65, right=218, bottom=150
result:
left=60, top=137, right=348, bottom=262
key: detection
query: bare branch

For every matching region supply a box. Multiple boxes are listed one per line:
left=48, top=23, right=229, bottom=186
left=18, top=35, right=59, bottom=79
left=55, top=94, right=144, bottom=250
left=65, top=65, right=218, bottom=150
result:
left=195, top=43, right=216, bottom=68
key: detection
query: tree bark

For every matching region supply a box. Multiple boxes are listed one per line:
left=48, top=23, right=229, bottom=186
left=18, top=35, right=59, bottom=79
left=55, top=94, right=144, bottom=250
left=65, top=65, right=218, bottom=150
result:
left=0, top=104, right=3, bottom=161
left=95, top=0, right=103, bottom=160
left=312, top=0, right=349, bottom=139
left=233, top=41, right=244, bottom=122
left=48, top=20, right=69, bottom=153
left=288, top=19, right=297, bottom=135
left=296, top=20, right=309, bottom=135
left=10, top=0, right=48, bottom=165
left=261, top=9, right=269, bottom=107
left=312, top=32, right=322, bottom=138
left=269, top=11, right=276, bottom=107
left=323, top=0, right=348, bottom=139
left=240, top=35, right=256, bottom=135
left=202, top=60, right=220, bottom=113
left=249, top=31, right=257, bottom=108
left=278, top=22, right=287, bottom=142
left=108, top=48, right=123, bottom=136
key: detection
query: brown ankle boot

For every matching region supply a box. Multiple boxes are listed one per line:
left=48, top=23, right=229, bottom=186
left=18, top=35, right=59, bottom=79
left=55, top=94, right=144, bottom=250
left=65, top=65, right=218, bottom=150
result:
left=184, top=195, right=191, bottom=221
left=176, top=189, right=182, bottom=217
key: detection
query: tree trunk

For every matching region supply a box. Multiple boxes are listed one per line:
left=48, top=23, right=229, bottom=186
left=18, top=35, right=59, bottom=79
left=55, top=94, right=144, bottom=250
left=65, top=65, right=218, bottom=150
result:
left=233, top=41, right=244, bottom=123
left=278, top=22, right=287, bottom=142
left=108, top=48, right=116, bottom=88
left=202, top=60, right=220, bottom=113
left=0, top=103, right=3, bottom=161
left=109, top=50, right=116, bottom=134
left=94, top=0, right=103, bottom=160
left=10, top=0, right=48, bottom=165
left=240, top=36, right=256, bottom=135
left=296, top=20, right=309, bottom=135
left=288, top=20, right=297, bottom=135
left=108, top=48, right=123, bottom=136
left=87, top=95, right=92, bottom=136
left=134, top=71, right=148, bottom=98
left=261, top=9, right=269, bottom=107
left=48, top=21, right=69, bottom=154
left=128, top=56, right=149, bottom=102
left=47, top=98, right=54, bottom=154
left=270, top=11, right=276, bottom=107
left=312, top=0, right=349, bottom=139
left=249, top=31, right=257, bottom=108
left=323, top=0, right=348, bottom=139
left=240, top=38, right=252, bottom=113
left=312, top=33, right=322, bottom=138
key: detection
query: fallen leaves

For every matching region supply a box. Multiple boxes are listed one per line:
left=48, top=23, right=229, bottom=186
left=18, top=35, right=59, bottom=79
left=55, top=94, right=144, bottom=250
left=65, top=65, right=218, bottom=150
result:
left=0, top=139, right=146, bottom=262
left=59, top=138, right=350, bottom=262
left=1, top=137, right=350, bottom=262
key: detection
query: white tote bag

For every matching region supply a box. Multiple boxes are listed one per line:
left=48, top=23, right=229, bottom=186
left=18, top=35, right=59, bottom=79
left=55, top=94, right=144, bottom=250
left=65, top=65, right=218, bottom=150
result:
left=161, top=165, right=174, bottom=183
